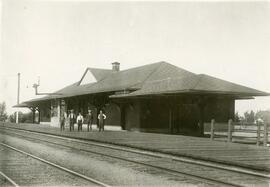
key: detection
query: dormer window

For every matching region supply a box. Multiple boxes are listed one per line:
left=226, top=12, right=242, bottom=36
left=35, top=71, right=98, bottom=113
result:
left=79, top=69, right=97, bottom=85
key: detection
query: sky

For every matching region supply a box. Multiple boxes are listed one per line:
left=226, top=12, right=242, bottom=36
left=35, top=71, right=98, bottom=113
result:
left=1, top=0, right=270, bottom=116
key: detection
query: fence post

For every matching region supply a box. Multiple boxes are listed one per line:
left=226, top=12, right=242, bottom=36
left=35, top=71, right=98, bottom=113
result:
left=257, top=121, right=261, bottom=146
left=228, top=119, right=232, bottom=142
left=263, top=123, right=268, bottom=147
left=210, top=119, right=215, bottom=141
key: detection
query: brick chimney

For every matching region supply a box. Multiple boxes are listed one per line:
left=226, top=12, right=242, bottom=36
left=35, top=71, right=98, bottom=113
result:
left=112, top=62, right=120, bottom=71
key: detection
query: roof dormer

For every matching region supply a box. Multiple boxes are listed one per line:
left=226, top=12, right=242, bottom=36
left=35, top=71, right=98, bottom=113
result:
left=78, top=68, right=97, bottom=86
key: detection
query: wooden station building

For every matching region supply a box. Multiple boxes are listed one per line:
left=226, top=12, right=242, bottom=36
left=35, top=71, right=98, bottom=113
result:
left=15, top=62, right=269, bottom=136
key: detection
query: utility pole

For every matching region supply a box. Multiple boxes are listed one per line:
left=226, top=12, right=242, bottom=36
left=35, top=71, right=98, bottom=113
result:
left=16, top=73, right=20, bottom=124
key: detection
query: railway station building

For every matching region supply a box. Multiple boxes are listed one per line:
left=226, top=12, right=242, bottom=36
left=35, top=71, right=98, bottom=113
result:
left=15, top=62, right=269, bottom=136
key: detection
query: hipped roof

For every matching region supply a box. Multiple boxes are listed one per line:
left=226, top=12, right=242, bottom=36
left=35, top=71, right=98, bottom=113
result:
left=20, top=61, right=269, bottom=106
left=110, top=74, right=268, bottom=98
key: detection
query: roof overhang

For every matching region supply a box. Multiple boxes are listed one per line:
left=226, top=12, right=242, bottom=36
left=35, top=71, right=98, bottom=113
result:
left=13, top=102, right=33, bottom=108
left=110, top=89, right=270, bottom=99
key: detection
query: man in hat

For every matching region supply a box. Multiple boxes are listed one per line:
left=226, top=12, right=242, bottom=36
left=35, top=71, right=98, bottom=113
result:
left=76, top=112, right=84, bottom=131
left=98, top=110, right=106, bottom=132
left=60, top=112, right=67, bottom=131
left=85, top=109, right=94, bottom=131
left=68, top=109, right=76, bottom=131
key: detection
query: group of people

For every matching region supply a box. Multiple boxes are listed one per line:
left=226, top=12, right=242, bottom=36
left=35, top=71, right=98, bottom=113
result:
left=60, top=109, right=107, bottom=132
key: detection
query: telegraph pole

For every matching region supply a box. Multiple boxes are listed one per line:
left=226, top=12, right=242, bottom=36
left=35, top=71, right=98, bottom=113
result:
left=16, top=73, right=20, bottom=124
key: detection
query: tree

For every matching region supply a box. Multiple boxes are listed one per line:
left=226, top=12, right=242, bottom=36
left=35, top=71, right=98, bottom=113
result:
left=8, top=111, right=33, bottom=123
left=0, top=102, right=8, bottom=122
left=242, top=110, right=270, bottom=123
left=255, top=110, right=270, bottom=123
left=243, top=110, right=255, bottom=123
left=235, top=112, right=240, bottom=122
left=249, top=110, right=255, bottom=122
left=244, top=111, right=249, bottom=122
left=9, top=112, right=16, bottom=123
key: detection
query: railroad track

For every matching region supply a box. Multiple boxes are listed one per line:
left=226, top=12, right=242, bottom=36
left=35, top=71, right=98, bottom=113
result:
left=0, top=142, right=111, bottom=187
left=0, top=171, right=19, bottom=187
left=1, top=126, right=269, bottom=187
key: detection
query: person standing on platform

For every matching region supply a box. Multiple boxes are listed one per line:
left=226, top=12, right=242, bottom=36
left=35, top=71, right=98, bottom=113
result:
left=65, top=111, right=70, bottom=129
left=85, top=109, right=93, bottom=131
left=77, top=112, right=84, bottom=131
left=98, top=110, right=106, bottom=132
left=68, top=110, right=76, bottom=131
left=60, top=112, right=67, bottom=131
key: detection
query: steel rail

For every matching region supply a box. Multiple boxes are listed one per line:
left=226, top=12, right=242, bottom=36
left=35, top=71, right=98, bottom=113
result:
left=0, top=142, right=111, bottom=187
left=1, top=137, right=238, bottom=187
left=0, top=129, right=253, bottom=187
left=0, top=171, right=19, bottom=187
left=2, top=126, right=270, bottom=179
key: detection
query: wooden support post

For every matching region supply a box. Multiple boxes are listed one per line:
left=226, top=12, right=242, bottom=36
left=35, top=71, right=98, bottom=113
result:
left=256, top=121, right=261, bottom=146
left=32, top=108, right=36, bottom=123
left=227, top=119, right=232, bottom=142
left=38, top=108, right=41, bottom=124
left=120, top=105, right=126, bottom=130
left=263, top=123, right=268, bottom=147
left=176, top=106, right=181, bottom=133
left=16, top=73, right=20, bottom=124
left=169, top=108, right=173, bottom=134
left=210, top=119, right=215, bottom=141
left=198, top=104, right=205, bottom=136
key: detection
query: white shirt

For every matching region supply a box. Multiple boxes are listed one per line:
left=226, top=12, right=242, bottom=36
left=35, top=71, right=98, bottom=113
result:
left=69, top=113, right=75, bottom=119
left=98, top=114, right=106, bottom=120
left=77, top=115, right=84, bottom=123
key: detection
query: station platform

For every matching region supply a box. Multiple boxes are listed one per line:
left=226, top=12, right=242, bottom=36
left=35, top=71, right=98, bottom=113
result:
left=1, top=122, right=270, bottom=172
